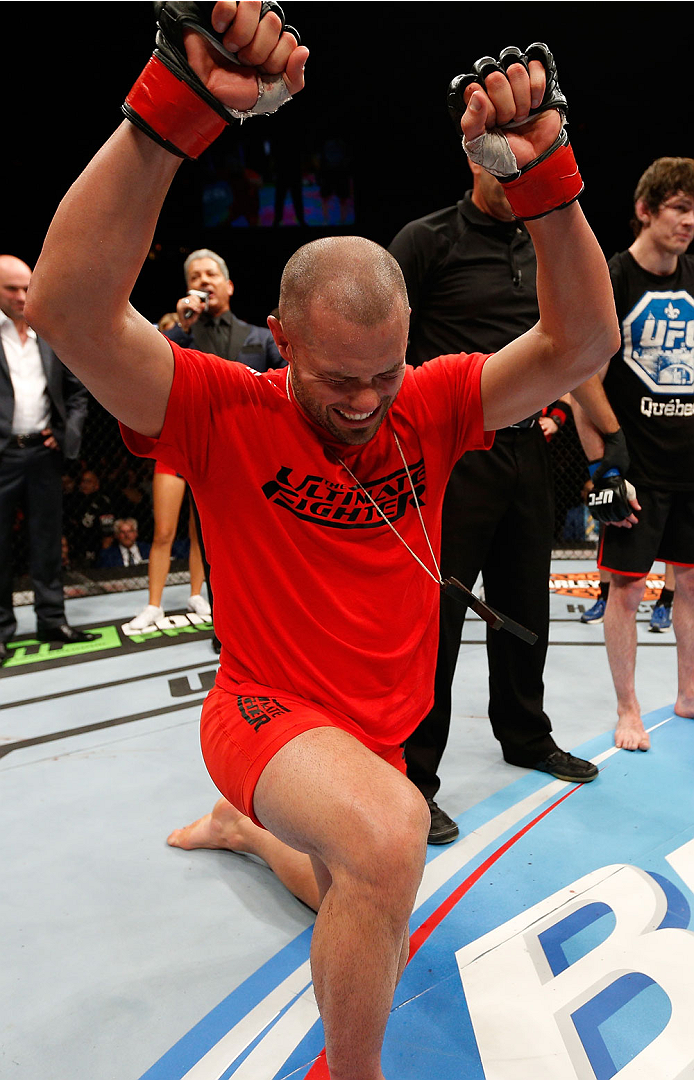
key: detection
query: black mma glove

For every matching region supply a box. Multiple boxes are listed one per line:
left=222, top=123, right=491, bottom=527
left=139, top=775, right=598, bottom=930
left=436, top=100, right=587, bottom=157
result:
left=586, top=429, right=637, bottom=523
left=123, top=1, right=300, bottom=160
left=448, top=43, right=583, bottom=220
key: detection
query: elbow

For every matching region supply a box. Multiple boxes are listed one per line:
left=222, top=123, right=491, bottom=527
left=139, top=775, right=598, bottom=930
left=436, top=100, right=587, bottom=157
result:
left=24, top=278, right=55, bottom=340
left=572, top=316, right=621, bottom=383
left=25, top=275, right=76, bottom=353
left=23, top=283, right=40, bottom=333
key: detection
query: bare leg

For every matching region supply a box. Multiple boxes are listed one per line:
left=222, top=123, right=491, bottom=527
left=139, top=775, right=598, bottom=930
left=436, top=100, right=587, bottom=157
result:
left=254, top=727, right=429, bottom=1080
left=673, top=565, right=694, bottom=718
left=187, top=499, right=205, bottom=598
left=148, top=471, right=186, bottom=606
left=168, top=797, right=322, bottom=911
left=604, top=572, right=650, bottom=750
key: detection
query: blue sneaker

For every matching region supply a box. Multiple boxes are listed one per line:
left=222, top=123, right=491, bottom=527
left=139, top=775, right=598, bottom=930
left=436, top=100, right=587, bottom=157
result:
left=581, top=597, right=606, bottom=624
left=649, top=604, right=672, bottom=633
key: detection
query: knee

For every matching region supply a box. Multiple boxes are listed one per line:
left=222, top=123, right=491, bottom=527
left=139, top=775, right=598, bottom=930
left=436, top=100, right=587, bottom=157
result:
left=338, top=784, right=429, bottom=905
left=152, top=527, right=176, bottom=547
left=609, top=575, right=646, bottom=613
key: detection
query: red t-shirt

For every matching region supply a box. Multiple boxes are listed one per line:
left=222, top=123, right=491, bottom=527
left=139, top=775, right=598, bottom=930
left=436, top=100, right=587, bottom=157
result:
left=122, top=342, right=492, bottom=750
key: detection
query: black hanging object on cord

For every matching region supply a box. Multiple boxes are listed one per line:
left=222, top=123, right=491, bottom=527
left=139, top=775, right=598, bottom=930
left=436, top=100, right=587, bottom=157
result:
left=442, top=577, right=538, bottom=645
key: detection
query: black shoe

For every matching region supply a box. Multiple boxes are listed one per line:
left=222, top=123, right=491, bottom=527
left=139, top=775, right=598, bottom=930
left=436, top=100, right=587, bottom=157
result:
left=37, top=624, right=98, bottom=644
left=426, top=798, right=459, bottom=844
left=532, top=749, right=598, bottom=783
left=0, top=641, right=10, bottom=664
left=212, top=635, right=221, bottom=655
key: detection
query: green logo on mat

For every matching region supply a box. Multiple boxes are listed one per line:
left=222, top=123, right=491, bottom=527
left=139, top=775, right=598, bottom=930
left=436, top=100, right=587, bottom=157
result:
left=4, top=626, right=122, bottom=667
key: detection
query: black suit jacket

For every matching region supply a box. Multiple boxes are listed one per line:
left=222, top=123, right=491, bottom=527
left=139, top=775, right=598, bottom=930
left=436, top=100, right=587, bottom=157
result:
left=0, top=333, right=88, bottom=459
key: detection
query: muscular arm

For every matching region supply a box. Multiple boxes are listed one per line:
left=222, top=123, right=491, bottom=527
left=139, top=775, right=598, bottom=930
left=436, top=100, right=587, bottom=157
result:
left=458, top=61, right=620, bottom=430
left=480, top=204, right=620, bottom=429
left=25, top=1, right=307, bottom=438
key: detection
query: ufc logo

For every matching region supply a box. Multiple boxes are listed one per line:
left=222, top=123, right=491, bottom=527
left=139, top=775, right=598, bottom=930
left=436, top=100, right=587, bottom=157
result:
left=588, top=490, right=613, bottom=506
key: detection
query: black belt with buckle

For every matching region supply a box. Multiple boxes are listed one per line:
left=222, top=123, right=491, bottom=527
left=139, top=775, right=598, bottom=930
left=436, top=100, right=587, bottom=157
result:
left=9, top=433, right=46, bottom=448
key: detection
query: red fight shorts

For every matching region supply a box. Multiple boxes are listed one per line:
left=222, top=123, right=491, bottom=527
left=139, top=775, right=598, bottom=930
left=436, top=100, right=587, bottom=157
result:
left=200, top=683, right=407, bottom=828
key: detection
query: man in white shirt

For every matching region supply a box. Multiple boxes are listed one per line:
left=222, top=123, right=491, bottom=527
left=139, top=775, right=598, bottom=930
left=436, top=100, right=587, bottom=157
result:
left=0, top=254, right=94, bottom=662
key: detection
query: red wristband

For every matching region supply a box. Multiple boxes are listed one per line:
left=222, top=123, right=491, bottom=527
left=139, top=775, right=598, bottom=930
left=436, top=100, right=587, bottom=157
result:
left=125, top=55, right=227, bottom=159
left=548, top=403, right=569, bottom=428
left=502, top=142, right=583, bottom=221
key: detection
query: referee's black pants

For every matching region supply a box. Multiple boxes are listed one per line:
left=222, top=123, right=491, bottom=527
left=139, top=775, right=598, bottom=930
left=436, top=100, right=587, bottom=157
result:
left=405, top=425, right=558, bottom=801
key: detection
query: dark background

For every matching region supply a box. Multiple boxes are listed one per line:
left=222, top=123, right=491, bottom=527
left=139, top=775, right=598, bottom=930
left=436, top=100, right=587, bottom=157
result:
left=2, top=3, right=689, bottom=328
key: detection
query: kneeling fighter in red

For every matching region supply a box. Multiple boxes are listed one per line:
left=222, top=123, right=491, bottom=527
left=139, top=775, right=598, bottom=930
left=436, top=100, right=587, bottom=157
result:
left=27, top=6, right=618, bottom=1078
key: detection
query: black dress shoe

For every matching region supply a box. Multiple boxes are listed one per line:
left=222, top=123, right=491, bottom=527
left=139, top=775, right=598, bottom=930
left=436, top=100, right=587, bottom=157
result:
left=37, top=624, right=98, bottom=644
left=212, top=635, right=222, bottom=655
left=532, top=749, right=598, bottom=783
left=426, top=798, right=459, bottom=844
left=505, top=747, right=598, bottom=783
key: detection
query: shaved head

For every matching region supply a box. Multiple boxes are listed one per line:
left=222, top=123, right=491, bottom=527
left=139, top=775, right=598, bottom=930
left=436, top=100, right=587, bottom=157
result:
left=0, top=255, right=32, bottom=322
left=0, top=254, right=31, bottom=277
left=279, top=236, right=409, bottom=344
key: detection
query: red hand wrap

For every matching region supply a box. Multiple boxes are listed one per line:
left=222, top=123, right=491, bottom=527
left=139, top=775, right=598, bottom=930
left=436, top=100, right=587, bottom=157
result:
left=125, top=55, right=227, bottom=159
left=502, top=142, right=583, bottom=221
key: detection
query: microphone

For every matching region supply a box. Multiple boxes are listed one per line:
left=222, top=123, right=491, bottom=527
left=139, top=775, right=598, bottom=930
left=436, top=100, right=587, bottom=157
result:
left=183, top=289, right=210, bottom=320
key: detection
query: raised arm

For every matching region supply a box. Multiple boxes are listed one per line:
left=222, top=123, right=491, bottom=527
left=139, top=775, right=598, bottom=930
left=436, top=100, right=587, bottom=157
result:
left=448, top=45, right=620, bottom=430
left=26, top=1, right=308, bottom=438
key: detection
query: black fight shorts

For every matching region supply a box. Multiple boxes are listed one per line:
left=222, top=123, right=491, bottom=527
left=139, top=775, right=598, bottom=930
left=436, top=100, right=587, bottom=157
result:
left=598, top=486, right=694, bottom=577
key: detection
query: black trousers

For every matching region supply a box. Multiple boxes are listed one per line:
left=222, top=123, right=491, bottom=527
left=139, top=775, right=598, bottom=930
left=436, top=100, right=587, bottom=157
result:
left=0, top=443, right=66, bottom=640
left=405, top=426, right=558, bottom=800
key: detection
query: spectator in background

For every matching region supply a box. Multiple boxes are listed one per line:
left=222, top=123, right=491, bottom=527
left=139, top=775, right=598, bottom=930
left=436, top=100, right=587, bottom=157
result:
left=97, top=517, right=150, bottom=568
left=0, top=254, right=95, bottom=662
left=67, top=468, right=115, bottom=567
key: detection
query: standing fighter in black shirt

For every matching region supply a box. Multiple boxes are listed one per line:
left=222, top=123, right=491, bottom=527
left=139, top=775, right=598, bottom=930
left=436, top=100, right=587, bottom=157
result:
left=572, top=157, right=694, bottom=752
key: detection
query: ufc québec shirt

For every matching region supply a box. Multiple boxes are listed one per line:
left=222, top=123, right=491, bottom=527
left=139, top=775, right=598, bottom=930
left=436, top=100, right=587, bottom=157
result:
left=604, top=250, right=694, bottom=490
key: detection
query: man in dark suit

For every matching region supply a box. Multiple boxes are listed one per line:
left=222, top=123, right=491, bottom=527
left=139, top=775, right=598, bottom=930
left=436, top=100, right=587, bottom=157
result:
left=97, top=517, right=151, bottom=568
left=0, top=254, right=95, bottom=661
left=165, top=248, right=285, bottom=371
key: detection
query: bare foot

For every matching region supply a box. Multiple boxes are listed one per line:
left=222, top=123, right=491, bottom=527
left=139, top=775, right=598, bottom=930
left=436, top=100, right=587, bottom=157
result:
left=614, top=711, right=650, bottom=751
left=167, top=797, right=252, bottom=851
left=674, top=696, right=694, bottom=719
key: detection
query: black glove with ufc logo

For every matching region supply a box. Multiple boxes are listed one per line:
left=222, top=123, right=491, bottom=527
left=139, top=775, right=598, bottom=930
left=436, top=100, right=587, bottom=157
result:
left=586, top=429, right=637, bottom=524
